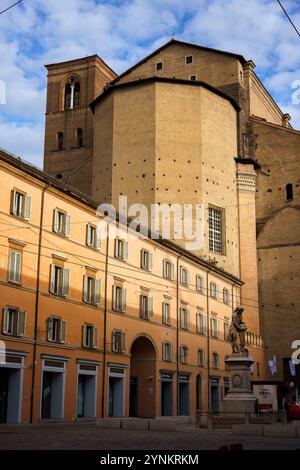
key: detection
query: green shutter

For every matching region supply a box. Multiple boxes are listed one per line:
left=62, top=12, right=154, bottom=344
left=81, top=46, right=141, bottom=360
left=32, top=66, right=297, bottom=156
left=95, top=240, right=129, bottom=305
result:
left=24, top=195, right=32, bottom=220
left=17, top=310, right=26, bottom=336
left=53, top=209, right=59, bottom=233
left=92, top=327, right=99, bottom=349
left=2, top=306, right=9, bottom=334
left=60, top=320, right=66, bottom=343
left=148, top=297, right=153, bottom=319
left=121, top=288, right=126, bottom=312
left=65, top=214, right=71, bottom=237
left=94, top=279, right=101, bottom=305
left=62, top=268, right=70, bottom=296
left=83, top=275, right=88, bottom=302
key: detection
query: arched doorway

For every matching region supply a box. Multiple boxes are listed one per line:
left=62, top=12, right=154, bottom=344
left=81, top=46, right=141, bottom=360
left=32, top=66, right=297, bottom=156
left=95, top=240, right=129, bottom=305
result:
left=129, top=336, right=156, bottom=418
left=196, top=374, right=202, bottom=411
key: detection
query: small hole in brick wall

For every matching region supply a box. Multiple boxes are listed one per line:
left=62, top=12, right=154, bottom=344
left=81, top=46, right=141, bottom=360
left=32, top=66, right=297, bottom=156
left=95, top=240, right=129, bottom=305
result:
left=128, top=161, right=131, bottom=164
left=144, top=159, right=146, bottom=162
left=121, top=177, right=123, bottom=180
left=114, top=163, right=116, bottom=167
left=179, top=175, right=182, bottom=178
left=163, top=174, right=165, bottom=176
left=136, top=190, right=138, bottom=193
left=56, top=174, right=63, bottom=179
left=267, top=188, right=272, bottom=192
left=194, top=190, right=197, bottom=193
left=188, top=160, right=191, bottom=163
left=196, top=176, right=199, bottom=179
left=158, top=158, right=161, bottom=161
left=173, top=159, right=176, bottom=162
left=207, top=179, right=209, bottom=182
left=165, top=188, right=168, bottom=191
left=178, top=189, right=180, bottom=192
left=142, top=174, right=146, bottom=178
left=291, top=303, right=295, bottom=306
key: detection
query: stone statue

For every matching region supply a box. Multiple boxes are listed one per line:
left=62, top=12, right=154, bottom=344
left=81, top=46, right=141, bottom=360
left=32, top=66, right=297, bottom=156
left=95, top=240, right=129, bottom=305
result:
left=228, top=306, right=247, bottom=354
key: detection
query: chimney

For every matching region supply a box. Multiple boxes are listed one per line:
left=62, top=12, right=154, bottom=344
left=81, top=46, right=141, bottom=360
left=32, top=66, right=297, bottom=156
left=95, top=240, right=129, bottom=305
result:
left=282, top=113, right=291, bottom=128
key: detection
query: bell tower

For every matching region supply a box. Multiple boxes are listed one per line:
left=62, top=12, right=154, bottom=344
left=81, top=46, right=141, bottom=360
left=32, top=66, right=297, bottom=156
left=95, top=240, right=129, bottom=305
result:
left=43, top=55, right=116, bottom=196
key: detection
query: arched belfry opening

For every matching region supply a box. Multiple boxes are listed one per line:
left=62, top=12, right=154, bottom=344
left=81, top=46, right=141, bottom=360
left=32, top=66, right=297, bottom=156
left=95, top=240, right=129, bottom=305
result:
left=129, top=336, right=156, bottom=418
left=64, top=77, right=80, bottom=110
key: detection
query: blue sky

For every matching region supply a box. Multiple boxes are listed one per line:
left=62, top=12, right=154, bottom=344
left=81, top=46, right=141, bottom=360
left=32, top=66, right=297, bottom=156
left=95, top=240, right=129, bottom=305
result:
left=0, top=0, right=300, bottom=167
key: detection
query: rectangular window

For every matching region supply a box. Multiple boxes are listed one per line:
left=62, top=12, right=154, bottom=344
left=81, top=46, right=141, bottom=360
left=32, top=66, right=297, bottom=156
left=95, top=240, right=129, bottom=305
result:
left=163, top=259, right=173, bottom=280
left=211, top=317, right=220, bottom=338
left=209, top=207, right=223, bottom=254
left=196, top=275, right=204, bottom=294
left=162, top=302, right=170, bottom=325
left=53, top=208, right=71, bottom=237
left=8, top=250, right=22, bottom=284
left=185, top=55, right=193, bottom=64
left=114, top=238, right=128, bottom=261
left=47, top=317, right=66, bottom=343
left=2, top=306, right=26, bottom=337
left=196, top=312, right=207, bottom=335
left=156, top=62, right=163, bottom=71
left=180, top=307, right=190, bottom=330
left=224, top=322, right=230, bottom=341
left=162, top=342, right=172, bottom=362
left=86, top=224, right=101, bottom=250
left=112, top=330, right=125, bottom=353
left=50, top=265, right=70, bottom=296
left=180, top=346, right=189, bottom=364
left=212, top=352, right=220, bottom=369
left=223, top=288, right=231, bottom=305
left=11, top=189, right=32, bottom=220
left=83, top=276, right=101, bottom=305
left=82, top=324, right=98, bottom=349
left=190, top=75, right=197, bottom=81
left=112, top=285, right=126, bottom=312
left=140, top=295, right=153, bottom=320
left=198, top=349, right=205, bottom=367
left=210, top=282, right=217, bottom=299
left=180, top=267, right=190, bottom=286
left=140, top=249, right=152, bottom=271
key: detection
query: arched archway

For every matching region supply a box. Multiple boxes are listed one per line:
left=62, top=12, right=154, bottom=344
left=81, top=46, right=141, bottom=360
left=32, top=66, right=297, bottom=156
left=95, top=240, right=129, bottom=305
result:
left=129, top=336, right=156, bottom=418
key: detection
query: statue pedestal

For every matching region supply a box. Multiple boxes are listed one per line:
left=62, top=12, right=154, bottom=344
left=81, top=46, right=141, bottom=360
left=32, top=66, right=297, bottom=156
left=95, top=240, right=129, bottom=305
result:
left=222, top=354, right=256, bottom=413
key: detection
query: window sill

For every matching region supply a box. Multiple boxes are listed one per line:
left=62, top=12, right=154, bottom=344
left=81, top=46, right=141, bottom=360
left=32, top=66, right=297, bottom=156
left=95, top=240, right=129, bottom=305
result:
left=7, top=280, right=22, bottom=286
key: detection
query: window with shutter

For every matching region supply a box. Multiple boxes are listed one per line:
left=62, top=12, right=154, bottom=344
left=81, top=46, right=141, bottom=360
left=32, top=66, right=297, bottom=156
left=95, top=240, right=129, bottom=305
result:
left=8, top=250, right=22, bottom=284
left=2, top=306, right=21, bottom=336
left=23, top=195, right=32, bottom=220
left=11, top=189, right=29, bottom=219
left=92, top=327, right=98, bottom=349
left=60, top=320, right=67, bottom=343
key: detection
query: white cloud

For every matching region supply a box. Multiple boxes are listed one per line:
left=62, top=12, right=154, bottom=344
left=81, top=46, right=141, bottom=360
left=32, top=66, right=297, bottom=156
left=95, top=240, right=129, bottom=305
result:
left=0, top=0, right=300, bottom=168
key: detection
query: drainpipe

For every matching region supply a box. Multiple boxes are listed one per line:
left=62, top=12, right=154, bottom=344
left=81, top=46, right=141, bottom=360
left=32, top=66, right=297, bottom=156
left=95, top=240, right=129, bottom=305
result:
left=101, top=220, right=110, bottom=419
left=30, top=183, right=50, bottom=423
left=206, top=270, right=211, bottom=412
left=176, top=251, right=183, bottom=416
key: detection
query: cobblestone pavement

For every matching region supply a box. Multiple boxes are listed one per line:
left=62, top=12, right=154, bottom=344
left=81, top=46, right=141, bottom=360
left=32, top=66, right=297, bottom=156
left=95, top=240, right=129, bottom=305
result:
left=0, top=423, right=299, bottom=450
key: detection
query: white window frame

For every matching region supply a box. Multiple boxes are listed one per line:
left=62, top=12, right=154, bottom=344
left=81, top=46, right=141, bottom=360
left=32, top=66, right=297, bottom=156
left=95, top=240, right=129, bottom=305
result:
left=198, top=349, right=205, bottom=367
left=82, top=324, right=98, bottom=349
left=11, top=189, right=31, bottom=220
left=53, top=208, right=71, bottom=237
left=162, top=342, right=172, bottom=362
left=211, top=317, right=220, bottom=338
left=112, top=285, right=126, bottom=312
left=196, top=275, right=204, bottom=294
left=163, top=259, right=173, bottom=280
left=180, top=346, right=189, bottom=364
left=86, top=223, right=101, bottom=250
left=180, top=266, right=190, bottom=286
left=209, top=207, right=223, bottom=254
left=180, top=306, right=190, bottom=330
left=2, top=306, right=26, bottom=337
left=112, top=330, right=125, bottom=353
left=162, top=302, right=170, bottom=325
left=8, top=250, right=22, bottom=284
left=83, top=275, right=101, bottom=305
left=140, top=295, right=153, bottom=320
left=47, top=317, right=66, bottom=344
left=210, top=282, right=217, bottom=299
left=196, top=312, right=207, bottom=335
left=114, top=238, right=128, bottom=261
left=50, top=265, right=70, bottom=297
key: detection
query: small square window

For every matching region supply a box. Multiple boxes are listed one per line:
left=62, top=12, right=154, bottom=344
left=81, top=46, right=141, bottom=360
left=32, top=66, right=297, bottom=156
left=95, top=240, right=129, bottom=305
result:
left=190, top=75, right=197, bottom=81
left=186, top=55, right=193, bottom=64
left=156, top=62, right=163, bottom=71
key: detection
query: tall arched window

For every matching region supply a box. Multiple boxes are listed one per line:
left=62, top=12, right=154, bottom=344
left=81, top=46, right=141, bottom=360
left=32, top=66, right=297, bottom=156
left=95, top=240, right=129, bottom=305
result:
left=57, top=132, right=64, bottom=151
left=285, top=183, right=293, bottom=202
left=76, top=128, right=83, bottom=148
left=64, top=77, right=80, bottom=110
